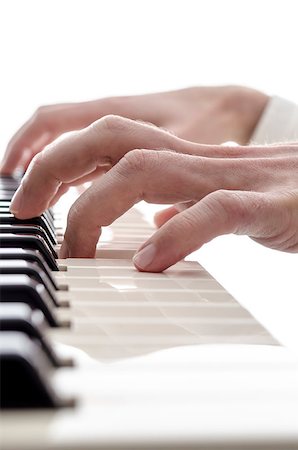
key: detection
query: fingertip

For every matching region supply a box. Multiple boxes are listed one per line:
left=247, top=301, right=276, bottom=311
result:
left=133, top=243, right=157, bottom=270
left=63, top=220, right=101, bottom=259
left=0, top=141, right=25, bottom=175
left=133, top=242, right=174, bottom=273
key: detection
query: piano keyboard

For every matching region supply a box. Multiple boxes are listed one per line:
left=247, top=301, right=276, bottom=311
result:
left=1, top=174, right=298, bottom=449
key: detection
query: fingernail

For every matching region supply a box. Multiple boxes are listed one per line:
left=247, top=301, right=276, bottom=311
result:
left=133, top=243, right=156, bottom=270
left=10, top=184, right=24, bottom=215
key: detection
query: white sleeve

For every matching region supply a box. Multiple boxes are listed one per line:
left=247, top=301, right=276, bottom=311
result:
left=250, top=96, right=298, bottom=144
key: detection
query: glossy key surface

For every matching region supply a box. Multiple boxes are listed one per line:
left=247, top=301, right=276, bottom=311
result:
left=0, top=303, right=60, bottom=366
left=0, top=260, right=59, bottom=306
left=0, top=332, right=60, bottom=408
left=0, top=213, right=56, bottom=245
left=0, top=274, right=59, bottom=327
left=0, top=248, right=58, bottom=287
left=0, top=234, right=58, bottom=270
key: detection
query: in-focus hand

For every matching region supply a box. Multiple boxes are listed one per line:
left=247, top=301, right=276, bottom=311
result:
left=0, top=85, right=268, bottom=174
left=9, top=115, right=298, bottom=271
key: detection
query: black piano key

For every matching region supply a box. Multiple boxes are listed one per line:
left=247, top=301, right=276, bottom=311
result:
left=0, top=187, right=17, bottom=194
left=47, top=207, right=55, bottom=221
left=0, top=332, right=62, bottom=408
left=0, top=224, right=57, bottom=250
left=0, top=303, right=60, bottom=367
left=0, top=274, right=59, bottom=327
left=0, top=213, right=56, bottom=244
left=0, top=191, right=14, bottom=201
left=1, top=208, right=55, bottom=232
left=0, top=201, right=54, bottom=225
left=0, top=260, right=60, bottom=307
left=0, top=224, right=57, bottom=253
left=0, top=234, right=58, bottom=271
left=0, top=176, right=22, bottom=186
left=0, top=248, right=59, bottom=288
left=0, top=180, right=19, bottom=191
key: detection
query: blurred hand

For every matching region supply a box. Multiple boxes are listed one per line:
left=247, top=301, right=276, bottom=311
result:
left=0, top=85, right=268, bottom=174
left=9, top=115, right=298, bottom=271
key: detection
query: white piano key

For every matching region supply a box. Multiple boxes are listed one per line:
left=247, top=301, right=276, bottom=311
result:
left=3, top=203, right=289, bottom=450
left=95, top=248, right=137, bottom=258
left=55, top=267, right=208, bottom=279
left=58, top=303, right=253, bottom=319
left=58, top=258, right=203, bottom=269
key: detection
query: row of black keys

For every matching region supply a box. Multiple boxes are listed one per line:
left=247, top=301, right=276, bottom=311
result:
left=0, top=175, right=74, bottom=409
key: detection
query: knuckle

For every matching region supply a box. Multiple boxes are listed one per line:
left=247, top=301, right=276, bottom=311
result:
left=263, top=191, right=298, bottom=251
left=280, top=189, right=298, bottom=207
left=219, top=145, right=243, bottom=158
left=119, top=149, right=151, bottom=174
left=99, top=114, right=130, bottom=133
left=28, top=151, right=45, bottom=171
left=205, top=189, right=249, bottom=231
left=27, top=148, right=60, bottom=185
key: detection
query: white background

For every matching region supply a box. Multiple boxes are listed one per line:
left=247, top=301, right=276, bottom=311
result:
left=0, top=0, right=297, bottom=349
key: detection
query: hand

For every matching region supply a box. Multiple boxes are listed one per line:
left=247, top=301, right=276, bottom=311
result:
left=10, top=116, right=298, bottom=271
left=0, top=85, right=268, bottom=174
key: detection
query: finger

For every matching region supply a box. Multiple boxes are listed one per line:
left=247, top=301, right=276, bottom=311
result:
left=16, top=113, right=277, bottom=217
left=18, top=132, right=56, bottom=173
left=1, top=132, right=53, bottom=175
left=48, top=185, right=70, bottom=208
left=58, top=148, right=297, bottom=258
left=9, top=116, right=197, bottom=219
left=0, top=92, right=174, bottom=175
left=48, top=165, right=110, bottom=208
left=59, top=171, right=137, bottom=258
left=133, top=190, right=297, bottom=272
left=191, top=143, right=298, bottom=159
left=1, top=102, right=92, bottom=175
left=59, top=148, right=268, bottom=258
left=154, top=206, right=179, bottom=228
left=0, top=108, right=55, bottom=174
left=10, top=112, right=295, bottom=221
left=153, top=202, right=195, bottom=228
left=60, top=150, right=214, bottom=258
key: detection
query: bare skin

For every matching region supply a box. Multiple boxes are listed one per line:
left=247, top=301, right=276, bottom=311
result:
left=5, top=113, right=298, bottom=272
left=1, top=85, right=268, bottom=230
left=0, top=85, right=267, bottom=173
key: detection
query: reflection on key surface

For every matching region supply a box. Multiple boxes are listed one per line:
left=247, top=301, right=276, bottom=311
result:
left=51, top=257, right=279, bottom=361
left=1, top=178, right=297, bottom=450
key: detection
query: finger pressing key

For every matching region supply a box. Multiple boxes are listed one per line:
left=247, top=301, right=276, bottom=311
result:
left=59, top=149, right=277, bottom=259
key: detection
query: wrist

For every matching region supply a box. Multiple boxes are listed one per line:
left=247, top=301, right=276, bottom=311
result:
left=220, top=86, right=269, bottom=145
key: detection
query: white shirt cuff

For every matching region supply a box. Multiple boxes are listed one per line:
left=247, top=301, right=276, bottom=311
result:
left=250, top=96, right=298, bottom=144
